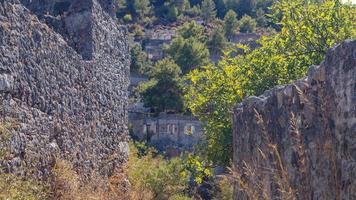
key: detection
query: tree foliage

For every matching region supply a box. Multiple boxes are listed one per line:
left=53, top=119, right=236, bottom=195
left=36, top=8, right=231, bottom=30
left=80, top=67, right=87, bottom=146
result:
left=207, top=28, right=228, bottom=55
left=166, top=21, right=210, bottom=73
left=130, top=43, right=151, bottom=74
left=238, top=14, right=257, bottom=33
left=138, top=59, right=184, bottom=113
left=184, top=0, right=356, bottom=166
left=128, top=143, right=191, bottom=200
left=223, top=10, right=239, bottom=39
left=134, top=0, right=152, bottom=19
left=201, top=0, right=217, bottom=23
left=177, top=21, right=205, bottom=41
left=237, top=0, right=257, bottom=16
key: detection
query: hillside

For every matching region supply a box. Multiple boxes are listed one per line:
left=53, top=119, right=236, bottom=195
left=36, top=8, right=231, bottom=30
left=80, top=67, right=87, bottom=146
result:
left=0, top=0, right=355, bottom=200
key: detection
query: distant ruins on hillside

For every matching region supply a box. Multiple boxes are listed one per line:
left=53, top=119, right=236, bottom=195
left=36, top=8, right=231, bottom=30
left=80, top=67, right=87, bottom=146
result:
left=129, top=112, right=203, bottom=155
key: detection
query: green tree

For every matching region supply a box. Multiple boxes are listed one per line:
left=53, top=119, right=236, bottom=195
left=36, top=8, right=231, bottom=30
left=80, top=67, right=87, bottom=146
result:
left=138, top=59, right=184, bottom=113
left=130, top=44, right=151, bottom=74
left=238, top=15, right=257, bottom=33
left=185, top=0, right=356, bottom=166
left=237, top=0, right=257, bottom=16
left=185, top=5, right=202, bottom=17
left=207, top=28, right=227, bottom=54
left=166, top=21, right=210, bottom=73
left=223, top=10, right=239, bottom=39
left=224, top=0, right=238, bottom=12
left=134, top=0, right=151, bottom=19
left=255, top=8, right=267, bottom=27
left=124, top=0, right=135, bottom=15
left=201, top=0, right=217, bottom=23
left=177, top=21, right=205, bottom=41
left=154, top=0, right=190, bottom=22
left=167, top=37, right=210, bottom=73
left=175, top=0, right=191, bottom=13
left=166, top=4, right=180, bottom=22
left=214, top=0, right=227, bottom=18
left=128, top=142, right=191, bottom=200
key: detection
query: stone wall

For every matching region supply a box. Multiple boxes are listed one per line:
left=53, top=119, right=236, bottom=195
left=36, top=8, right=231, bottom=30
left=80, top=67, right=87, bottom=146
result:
left=0, top=0, right=130, bottom=182
left=232, top=40, right=355, bottom=199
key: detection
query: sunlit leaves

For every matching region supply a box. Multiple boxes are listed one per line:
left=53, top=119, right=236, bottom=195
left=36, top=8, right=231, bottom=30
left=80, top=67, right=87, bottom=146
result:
left=184, top=0, right=356, bottom=166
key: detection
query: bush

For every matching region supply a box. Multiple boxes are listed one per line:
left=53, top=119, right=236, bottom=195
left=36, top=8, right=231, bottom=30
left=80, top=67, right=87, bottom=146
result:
left=128, top=143, right=191, bottom=200
left=184, top=0, right=356, bottom=166
left=256, top=8, right=268, bottom=27
left=185, top=5, right=201, bottom=17
left=169, top=194, right=193, bottom=200
left=123, top=14, right=133, bottom=23
left=130, top=43, right=150, bottom=74
left=52, top=159, right=127, bottom=200
left=207, top=28, right=227, bottom=55
left=0, top=174, right=49, bottom=200
left=137, top=58, right=184, bottom=113
left=130, top=24, right=145, bottom=40
left=215, top=176, right=233, bottom=200
left=224, top=10, right=239, bottom=39
left=238, top=15, right=257, bottom=33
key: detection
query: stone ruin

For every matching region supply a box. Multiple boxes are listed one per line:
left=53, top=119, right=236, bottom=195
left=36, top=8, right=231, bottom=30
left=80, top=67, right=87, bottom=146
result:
left=0, top=0, right=130, bottom=183
left=233, top=40, right=355, bottom=199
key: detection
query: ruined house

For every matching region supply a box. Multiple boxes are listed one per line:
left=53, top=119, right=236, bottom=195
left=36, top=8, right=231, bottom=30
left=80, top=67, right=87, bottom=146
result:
left=129, top=112, right=203, bottom=154
left=144, top=28, right=176, bottom=61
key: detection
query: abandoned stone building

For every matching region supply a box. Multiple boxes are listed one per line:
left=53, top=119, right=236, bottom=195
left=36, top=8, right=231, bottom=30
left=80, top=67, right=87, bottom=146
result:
left=144, top=28, right=176, bottom=61
left=129, top=112, right=204, bottom=153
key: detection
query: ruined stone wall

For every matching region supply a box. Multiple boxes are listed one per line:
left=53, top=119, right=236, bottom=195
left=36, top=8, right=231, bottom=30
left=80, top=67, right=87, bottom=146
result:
left=0, top=0, right=130, bottom=181
left=232, top=40, right=355, bottom=199
left=129, top=113, right=204, bottom=152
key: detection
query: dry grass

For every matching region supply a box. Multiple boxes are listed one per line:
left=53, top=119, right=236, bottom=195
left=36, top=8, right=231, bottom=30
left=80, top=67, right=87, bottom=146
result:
left=231, top=83, right=344, bottom=200
left=51, top=159, right=128, bottom=200
left=231, top=109, right=305, bottom=200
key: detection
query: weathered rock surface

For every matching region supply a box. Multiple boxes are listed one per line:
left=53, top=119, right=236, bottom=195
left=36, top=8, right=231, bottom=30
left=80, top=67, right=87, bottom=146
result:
left=233, top=40, right=355, bottom=199
left=0, top=0, right=130, bottom=182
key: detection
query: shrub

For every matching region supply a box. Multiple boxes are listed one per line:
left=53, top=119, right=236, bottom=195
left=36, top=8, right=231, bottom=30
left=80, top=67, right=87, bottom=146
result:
left=52, top=159, right=127, bottom=200
left=137, top=58, right=184, bottom=113
left=214, top=176, right=233, bottom=200
left=169, top=194, right=193, bottom=200
left=130, top=43, right=150, bottom=74
left=0, top=174, right=49, bottom=200
left=185, top=0, right=355, bottom=166
left=238, top=15, right=257, bottom=33
left=256, top=8, right=268, bottom=27
left=207, top=28, right=227, bottom=55
left=131, top=24, right=145, bottom=40
left=123, top=14, right=132, bottom=23
left=128, top=142, right=191, bottom=200
left=223, top=10, right=239, bottom=39
left=185, top=5, right=201, bottom=17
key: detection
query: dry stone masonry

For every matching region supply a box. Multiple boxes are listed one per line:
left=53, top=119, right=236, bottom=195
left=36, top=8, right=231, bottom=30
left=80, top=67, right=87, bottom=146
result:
left=0, top=0, right=130, bottom=182
left=233, top=40, right=355, bottom=199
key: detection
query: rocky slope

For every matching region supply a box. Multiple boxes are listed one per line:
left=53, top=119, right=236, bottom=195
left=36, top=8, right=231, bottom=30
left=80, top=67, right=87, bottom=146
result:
left=0, top=0, right=130, bottom=182
left=233, top=40, right=355, bottom=199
